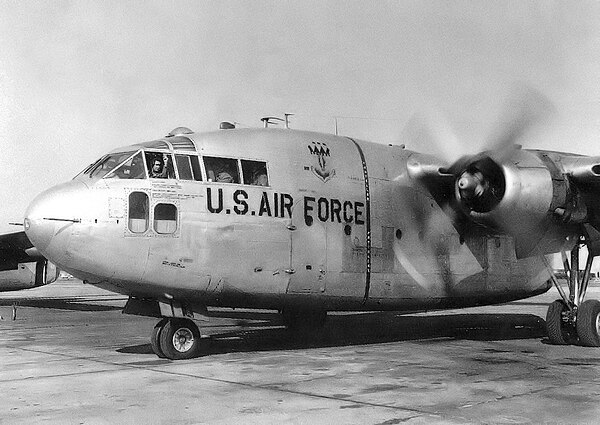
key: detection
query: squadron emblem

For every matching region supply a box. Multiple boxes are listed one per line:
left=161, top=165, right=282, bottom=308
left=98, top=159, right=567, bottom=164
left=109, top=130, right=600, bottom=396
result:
left=309, top=141, right=336, bottom=183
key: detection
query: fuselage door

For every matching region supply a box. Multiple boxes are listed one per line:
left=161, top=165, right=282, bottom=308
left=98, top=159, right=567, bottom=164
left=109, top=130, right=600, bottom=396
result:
left=288, top=197, right=327, bottom=293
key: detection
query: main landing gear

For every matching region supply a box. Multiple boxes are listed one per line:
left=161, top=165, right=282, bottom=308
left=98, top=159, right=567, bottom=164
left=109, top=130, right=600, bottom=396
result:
left=546, top=238, right=600, bottom=347
left=151, top=317, right=202, bottom=359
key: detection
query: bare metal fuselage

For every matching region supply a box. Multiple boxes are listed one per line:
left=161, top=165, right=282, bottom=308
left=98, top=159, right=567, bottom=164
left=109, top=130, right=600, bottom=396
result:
left=25, top=129, right=553, bottom=313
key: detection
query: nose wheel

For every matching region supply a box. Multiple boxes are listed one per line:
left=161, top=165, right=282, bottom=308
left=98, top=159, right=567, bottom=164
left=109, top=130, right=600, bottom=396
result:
left=150, top=317, right=202, bottom=359
left=546, top=238, right=600, bottom=347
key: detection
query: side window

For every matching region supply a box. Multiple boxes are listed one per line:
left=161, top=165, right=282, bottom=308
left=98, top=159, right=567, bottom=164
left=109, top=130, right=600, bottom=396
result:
left=154, top=203, right=177, bottom=234
left=203, top=156, right=239, bottom=183
left=175, top=155, right=193, bottom=180
left=106, top=152, right=146, bottom=179
left=128, top=192, right=149, bottom=233
left=190, top=156, right=202, bottom=181
left=174, top=155, right=202, bottom=181
left=145, top=152, right=175, bottom=179
left=241, top=160, right=269, bottom=186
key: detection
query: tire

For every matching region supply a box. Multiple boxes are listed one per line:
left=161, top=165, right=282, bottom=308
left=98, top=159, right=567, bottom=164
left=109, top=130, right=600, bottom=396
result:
left=159, top=318, right=201, bottom=360
left=577, top=299, right=600, bottom=347
left=546, top=300, right=573, bottom=345
left=151, top=318, right=168, bottom=358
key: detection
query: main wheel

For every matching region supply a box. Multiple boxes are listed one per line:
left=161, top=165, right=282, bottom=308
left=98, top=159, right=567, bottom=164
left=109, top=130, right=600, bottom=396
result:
left=546, top=300, right=574, bottom=345
left=150, top=318, right=168, bottom=358
left=159, top=318, right=201, bottom=360
left=576, top=299, right=600, bottom=347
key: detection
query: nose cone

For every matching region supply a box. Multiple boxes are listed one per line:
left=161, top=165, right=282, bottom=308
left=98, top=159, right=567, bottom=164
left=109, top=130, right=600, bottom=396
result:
left=457, top=172, right=485, bottom=200
left=24, top=181, right=87, bottom=254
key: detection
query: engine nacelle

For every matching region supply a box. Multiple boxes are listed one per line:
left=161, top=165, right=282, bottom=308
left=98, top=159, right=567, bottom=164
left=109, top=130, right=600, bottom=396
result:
left=454, top=148, right=579, bottom=257
left=560, top=155, right=600, bottom=185
left=460, top=150, right=557, bottom=227
left=0, top=260, right=59, bottom=292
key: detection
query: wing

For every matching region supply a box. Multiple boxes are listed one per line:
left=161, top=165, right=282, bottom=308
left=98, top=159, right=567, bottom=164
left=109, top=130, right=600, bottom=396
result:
left=408, top=148, right=600, bottom=258
left=0, top=230, right=39, bottom=268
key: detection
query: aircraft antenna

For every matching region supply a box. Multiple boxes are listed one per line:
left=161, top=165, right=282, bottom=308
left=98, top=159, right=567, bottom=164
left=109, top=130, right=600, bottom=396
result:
left=260, top=117, right=284, bottom=128
left=284, top=113, right=294, bottom=129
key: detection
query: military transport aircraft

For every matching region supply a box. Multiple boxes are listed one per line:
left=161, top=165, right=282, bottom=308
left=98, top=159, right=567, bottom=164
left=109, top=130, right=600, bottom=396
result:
left=2, top=112, right=600, bottom=359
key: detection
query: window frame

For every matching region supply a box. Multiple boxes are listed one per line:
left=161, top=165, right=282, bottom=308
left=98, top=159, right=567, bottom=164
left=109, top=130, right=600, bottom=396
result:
left=203, top=156, right=241, bottom=184
left=128, top=191, right=150, bottom=234
left=76, top=151, right=137, bottom=181
left=145, top=150, right=176, bottom=179
left=240, top=159, right=270, bottom=187
left=174, top=154, right=203, bottom=181
left=189, top=155, right=203, bottom=181
left=153, top=202, right=178, bottom=235
left=105, top=151, right=147, bottom=180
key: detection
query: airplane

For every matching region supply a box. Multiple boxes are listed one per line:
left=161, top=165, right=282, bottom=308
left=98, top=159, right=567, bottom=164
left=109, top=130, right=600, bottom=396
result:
left=3, top=109, right=600, bottom=360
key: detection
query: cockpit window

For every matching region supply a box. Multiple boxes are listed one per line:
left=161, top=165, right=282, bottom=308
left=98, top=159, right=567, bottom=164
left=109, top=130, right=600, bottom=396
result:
left=145, top=152, right=175, bottom=179
left=241, top=160, right=269, bottom=186
left=105, top=152, right=146, bottom=179
left=82, top=151, right=137, bottom=179
left=204, top=156, right=239, bottom=183
left=175, top=155, right=202, bottom=181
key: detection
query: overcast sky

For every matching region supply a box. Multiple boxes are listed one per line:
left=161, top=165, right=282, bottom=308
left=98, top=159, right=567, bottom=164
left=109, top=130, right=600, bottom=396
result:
left=1, top=1, right=600, bottom=233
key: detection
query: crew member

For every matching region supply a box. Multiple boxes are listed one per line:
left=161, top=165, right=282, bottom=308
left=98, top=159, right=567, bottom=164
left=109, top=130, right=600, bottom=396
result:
left=149, top=155, right=169, bottom=179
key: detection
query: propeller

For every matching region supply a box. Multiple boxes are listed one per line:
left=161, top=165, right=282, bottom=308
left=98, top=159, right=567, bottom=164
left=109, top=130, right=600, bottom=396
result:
left=405, top=84, right=566, bottom=261
left=485, top=84, right=555, bottom=155
left=438, top=85, right=555, bottom=217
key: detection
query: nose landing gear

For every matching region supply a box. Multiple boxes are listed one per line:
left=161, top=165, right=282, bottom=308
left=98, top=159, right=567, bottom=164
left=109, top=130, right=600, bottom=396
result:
left=546, top=238, right=600, bottom=346
left=151, top=317, right=202, bottom=359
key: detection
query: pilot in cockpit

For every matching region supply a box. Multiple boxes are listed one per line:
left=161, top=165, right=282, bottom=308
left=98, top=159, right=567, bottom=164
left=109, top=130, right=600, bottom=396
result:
left=149, top=155, right=169, bottom=179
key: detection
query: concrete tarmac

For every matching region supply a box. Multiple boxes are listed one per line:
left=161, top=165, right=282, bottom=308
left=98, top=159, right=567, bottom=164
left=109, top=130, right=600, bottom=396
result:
left=1, top=281, right=600, bottom=424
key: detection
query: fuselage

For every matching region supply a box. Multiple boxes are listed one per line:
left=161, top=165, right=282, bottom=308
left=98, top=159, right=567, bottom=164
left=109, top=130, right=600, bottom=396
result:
left=24, top=128, right=553, bottom=313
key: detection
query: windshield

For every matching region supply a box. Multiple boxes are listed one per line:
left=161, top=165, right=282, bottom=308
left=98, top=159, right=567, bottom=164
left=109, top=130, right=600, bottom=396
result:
left=105, top=151, right=146, bottom=179
left=78, top=151, right=137, bottom=180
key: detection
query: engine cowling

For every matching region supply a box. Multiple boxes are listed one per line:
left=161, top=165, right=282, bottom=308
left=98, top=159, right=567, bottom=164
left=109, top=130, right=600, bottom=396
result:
left=0, top=260, right=59, bottom=292
left=455, top=149, right=560, bottom=230
left=449, top=148, right=588, bottom=258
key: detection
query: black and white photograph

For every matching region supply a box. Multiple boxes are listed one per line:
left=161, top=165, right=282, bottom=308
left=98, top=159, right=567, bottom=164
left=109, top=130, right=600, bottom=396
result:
left=1, top=1, right=600, bottom=423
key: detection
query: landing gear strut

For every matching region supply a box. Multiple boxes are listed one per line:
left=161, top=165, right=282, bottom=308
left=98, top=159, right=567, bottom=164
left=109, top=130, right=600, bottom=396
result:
left=546, top=237, right=600, bottom=346
left=151, top=317, right=202, bottom=359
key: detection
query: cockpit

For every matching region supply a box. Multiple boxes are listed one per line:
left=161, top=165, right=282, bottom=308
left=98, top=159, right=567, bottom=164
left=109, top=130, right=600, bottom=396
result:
left=74, top=133, right=270, bottom=187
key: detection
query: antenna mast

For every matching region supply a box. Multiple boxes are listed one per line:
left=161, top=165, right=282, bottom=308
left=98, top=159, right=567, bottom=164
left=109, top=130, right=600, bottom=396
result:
left=284, top=113, right=294, bottom=129
left=260, top=117, right=284, bottom=128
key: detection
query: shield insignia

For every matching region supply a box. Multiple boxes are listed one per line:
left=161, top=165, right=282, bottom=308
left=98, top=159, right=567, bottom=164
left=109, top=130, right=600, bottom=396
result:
left=309, top=141, right=336, bottom=183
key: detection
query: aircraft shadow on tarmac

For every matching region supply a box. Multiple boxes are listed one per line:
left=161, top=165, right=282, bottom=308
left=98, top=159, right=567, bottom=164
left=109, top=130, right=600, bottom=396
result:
left=118, top=311, right=547, bottom=358
left=0, top=299, right=123, bottom=311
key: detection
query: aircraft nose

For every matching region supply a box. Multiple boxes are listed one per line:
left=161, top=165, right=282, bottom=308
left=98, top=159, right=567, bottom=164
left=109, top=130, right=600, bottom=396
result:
left=24, top=181, right=87, bottom=253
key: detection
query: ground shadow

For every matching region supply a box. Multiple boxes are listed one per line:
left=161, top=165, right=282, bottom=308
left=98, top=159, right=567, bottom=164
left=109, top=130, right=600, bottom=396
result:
left=0, top=299, right=122, bottom=311
left=118, top=311, right=546, bottom=357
